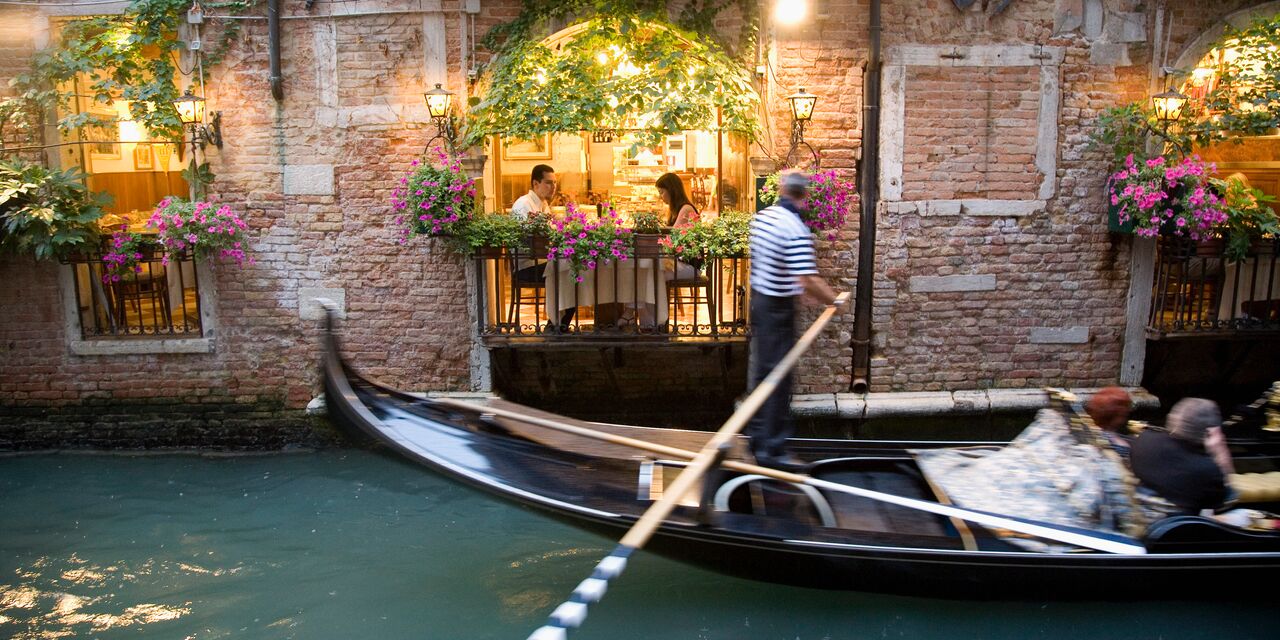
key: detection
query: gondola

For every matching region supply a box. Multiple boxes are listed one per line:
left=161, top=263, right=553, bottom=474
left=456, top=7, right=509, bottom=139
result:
left=321, top=311, right=1280, bottom=599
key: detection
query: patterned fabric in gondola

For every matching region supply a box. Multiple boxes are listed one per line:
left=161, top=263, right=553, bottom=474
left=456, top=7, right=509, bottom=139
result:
left=913, top=409, right=1169, bottom=552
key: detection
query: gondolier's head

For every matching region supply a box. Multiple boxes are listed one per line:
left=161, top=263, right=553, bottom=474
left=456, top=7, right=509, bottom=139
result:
left=780, top=170, right=810, bottom=198
left=1166, top=397, right=1221, bottom=444
left=531, top=164, right=556, bottom=200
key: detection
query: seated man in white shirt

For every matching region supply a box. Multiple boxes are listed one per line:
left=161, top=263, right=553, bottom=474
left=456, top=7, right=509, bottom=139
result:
left=510, top=164, right=555, bottom=221
left=510, top=165, right=575, bottom=330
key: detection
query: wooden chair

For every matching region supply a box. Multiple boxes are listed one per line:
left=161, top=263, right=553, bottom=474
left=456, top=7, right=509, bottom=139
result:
left=668, top=258, right=714, bottom=331
left=111, top=265, right=171, bottom=330
left=506, top=236, right=547, bottom=331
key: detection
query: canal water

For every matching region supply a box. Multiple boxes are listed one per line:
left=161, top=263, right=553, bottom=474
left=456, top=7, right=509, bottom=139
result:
left=1, top=449, right=1272, bottom=640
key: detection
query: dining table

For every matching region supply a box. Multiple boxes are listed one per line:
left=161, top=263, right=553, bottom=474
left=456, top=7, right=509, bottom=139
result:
left=544, top=256, right=670, bottom=327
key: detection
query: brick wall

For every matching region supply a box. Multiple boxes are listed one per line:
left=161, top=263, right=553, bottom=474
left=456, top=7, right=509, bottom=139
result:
left=1, top=0, right=1274, bottom=445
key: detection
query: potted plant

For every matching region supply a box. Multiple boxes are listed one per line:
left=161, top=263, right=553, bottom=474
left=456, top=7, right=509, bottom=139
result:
left=0, top=158, right=109, bottom=260
left=391, top=150, right=478, bottom=244
left=100, top=227, right=160, bottom=283
left=1211, top=176, right=1280, bottom=262
left=631, top=210, right=663, bottom=256
left=757, top=169, right=857, bottom=240
left=547, top=203, right=633, bottom=281
left=146, top=197, right=252, bottom=266
left=1107, top=154, right=1226, bottom=240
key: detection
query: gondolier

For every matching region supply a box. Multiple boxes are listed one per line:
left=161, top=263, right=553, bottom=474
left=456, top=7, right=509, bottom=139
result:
left=747, top=170, right=840, bottom=470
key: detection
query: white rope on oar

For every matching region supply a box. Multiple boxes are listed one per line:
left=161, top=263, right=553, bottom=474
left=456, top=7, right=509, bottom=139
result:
left=525, top=293, right=851, bottom=640
left=527, top=545, right=633, bottom=640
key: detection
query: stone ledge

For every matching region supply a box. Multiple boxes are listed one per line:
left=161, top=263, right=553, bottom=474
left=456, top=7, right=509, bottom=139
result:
left=71, top=338, right=215, bottom=356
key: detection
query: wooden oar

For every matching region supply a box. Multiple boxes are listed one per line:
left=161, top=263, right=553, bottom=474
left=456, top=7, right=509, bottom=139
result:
left=433, top=399, right=1148, bottom=555
left=521, top=292, right=849, bottom=640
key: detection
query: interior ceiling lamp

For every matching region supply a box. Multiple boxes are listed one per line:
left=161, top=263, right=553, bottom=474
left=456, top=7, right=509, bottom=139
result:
left=785, top=87, right=819, bottom=169
left=423, top=83, right=458, bottom=154
left=773, top=0, right=808, bottom=26
left=170, top=89, right=222, bottom=148
left=1151, top=87, right=1189, bottom=124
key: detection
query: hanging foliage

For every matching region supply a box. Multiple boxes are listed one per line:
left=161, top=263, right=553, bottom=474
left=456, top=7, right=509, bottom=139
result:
left=466, top=14, right=759, bottom=148
left=1, top=0, right=248, bottom=145
left=1181, top=15, right=1280, bottom=145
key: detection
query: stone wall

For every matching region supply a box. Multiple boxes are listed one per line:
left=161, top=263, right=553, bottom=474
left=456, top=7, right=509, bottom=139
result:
left=0, top=0, right=1275, bottom=445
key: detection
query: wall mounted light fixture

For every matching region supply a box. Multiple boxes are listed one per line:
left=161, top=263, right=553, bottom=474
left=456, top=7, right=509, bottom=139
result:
left=785, top=87, right=819, bottom=168
left=171, top=89, right=223, bottom=149
left=424, top=83, right=458, bottom=154
left=1151, top=87, right=1189, bottom=125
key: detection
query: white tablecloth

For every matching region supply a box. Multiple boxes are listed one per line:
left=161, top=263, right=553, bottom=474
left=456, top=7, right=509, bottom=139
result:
left=544, top=258, right=669, bottom=325
left=1216, top=258, right=1280, bottom=320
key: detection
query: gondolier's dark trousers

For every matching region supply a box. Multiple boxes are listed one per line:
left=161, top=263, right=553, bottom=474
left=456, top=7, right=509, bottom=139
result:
left=746, top=291, right=796, bottom=459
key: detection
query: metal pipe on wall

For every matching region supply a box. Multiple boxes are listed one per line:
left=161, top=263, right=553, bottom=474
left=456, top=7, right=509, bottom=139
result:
left=268, top=0, right=282, bottom=101
left=851, top=0, right=882, bottom=394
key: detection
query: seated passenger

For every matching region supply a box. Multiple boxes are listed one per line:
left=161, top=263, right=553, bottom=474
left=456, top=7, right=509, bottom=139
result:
left=1130, top=398, right=1236, bottom=515
left=1086, top=386, right=1133, bottom=459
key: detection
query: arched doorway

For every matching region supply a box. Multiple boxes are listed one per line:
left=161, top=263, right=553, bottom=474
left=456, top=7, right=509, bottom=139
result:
left=472, top=17, right=760, bottom=220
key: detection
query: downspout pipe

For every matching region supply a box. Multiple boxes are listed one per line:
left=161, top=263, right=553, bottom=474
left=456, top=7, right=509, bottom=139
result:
left=851, top=0, right=881, bottom=394
left=268, top=0, right=283, bottom=101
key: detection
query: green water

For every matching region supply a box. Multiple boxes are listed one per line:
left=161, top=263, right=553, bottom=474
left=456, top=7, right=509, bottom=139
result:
left=0, top=450, right=1272, bottom=640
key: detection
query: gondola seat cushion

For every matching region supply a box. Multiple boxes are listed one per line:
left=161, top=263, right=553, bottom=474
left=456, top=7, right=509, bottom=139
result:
left=1230, top=472, right=1280, bottom=503
left=912, top=409, right=1148, bottom=549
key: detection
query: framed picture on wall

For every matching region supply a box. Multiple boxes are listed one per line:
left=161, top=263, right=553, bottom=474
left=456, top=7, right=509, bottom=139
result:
left=133, top=145, right=154, bottom=171
left=502, top=133, right=552, bottom=160
left=85, top=103, right=121, bottom=160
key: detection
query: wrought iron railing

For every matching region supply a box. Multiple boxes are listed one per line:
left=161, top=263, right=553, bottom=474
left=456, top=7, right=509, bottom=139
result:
left=1149, top=236, right=1280, bottom=336
left=64, top=247, right=203, bottom=339
left=474, top=234, right=750, bottom=343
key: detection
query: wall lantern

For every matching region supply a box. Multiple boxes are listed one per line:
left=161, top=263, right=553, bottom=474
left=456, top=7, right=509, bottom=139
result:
left=1151, top=87, right=1189, bottom=124
left=785, top=87, right=819, bottom=168
left=424, top=83, right=454, bottom=120
left=423, top=83, right=458, bottom=154
left=788, top=87, right=817, bottom=123
left=170, top=89, right=222, bottom=148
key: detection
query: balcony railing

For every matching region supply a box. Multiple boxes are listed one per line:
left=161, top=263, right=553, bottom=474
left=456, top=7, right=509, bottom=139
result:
left=64, top=247, right=203, bottom=339
left=1148, top=236, right=1280, bottom=337
left=474, top=234, right=750, bottom=344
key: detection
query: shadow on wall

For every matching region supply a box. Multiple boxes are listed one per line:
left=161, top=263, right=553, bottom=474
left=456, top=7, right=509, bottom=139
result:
left=1143, top=338, right=1280, bottom=414
left=489, top=346, right=750, bottom=429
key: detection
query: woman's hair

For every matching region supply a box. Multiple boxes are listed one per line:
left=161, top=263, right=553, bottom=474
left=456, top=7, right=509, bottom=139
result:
left=655, top=172, right=694, bottom=226
left=1086, top=386, right=1132, bottom=431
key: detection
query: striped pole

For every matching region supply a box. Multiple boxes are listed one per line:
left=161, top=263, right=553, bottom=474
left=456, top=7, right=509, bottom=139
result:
left=526, top=294, right=849, bottom=640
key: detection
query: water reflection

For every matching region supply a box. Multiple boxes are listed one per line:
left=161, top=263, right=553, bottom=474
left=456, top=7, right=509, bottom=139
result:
left=1, top=555, right=192, bottom=638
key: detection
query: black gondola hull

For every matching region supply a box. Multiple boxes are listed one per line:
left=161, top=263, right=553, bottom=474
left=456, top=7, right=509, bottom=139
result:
left=321, top=317, right=1280, bottom=599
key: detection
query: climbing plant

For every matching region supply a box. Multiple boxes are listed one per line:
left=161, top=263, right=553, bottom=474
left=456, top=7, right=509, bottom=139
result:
left=1, top=0, right=249, bottom=146
left=467, top=2, right=760, bottom=148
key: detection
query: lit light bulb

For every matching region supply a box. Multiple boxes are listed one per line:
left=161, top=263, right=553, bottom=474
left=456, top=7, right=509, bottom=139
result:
left=773, top=0, right=808, bottom=26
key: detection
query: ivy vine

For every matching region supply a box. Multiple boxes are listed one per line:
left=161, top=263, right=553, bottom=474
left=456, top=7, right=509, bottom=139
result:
left=1, top=0, right=249, bottom=148
left=468, top=1, right=760, bottom=148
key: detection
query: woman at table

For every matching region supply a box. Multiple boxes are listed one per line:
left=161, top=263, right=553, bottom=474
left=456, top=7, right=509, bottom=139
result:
left=656, top=172, right=699, bottom=228
left=655, top=172, right=699, bottom=281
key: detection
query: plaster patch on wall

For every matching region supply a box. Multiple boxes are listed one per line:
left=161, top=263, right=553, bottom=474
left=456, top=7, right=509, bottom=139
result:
left=299, top=288, right=345, bottom=320
left=909, top=275, right=998, bottom=293
left=283, top=165, right=335, bottom=195
left=1029, top=327, right=1090, bottom=344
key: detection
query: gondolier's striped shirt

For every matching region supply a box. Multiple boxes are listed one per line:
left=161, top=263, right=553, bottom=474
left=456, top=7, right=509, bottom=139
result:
left=749, top=203, right=817, bottom=298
